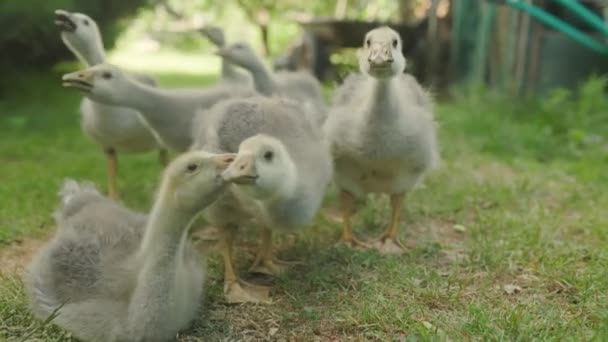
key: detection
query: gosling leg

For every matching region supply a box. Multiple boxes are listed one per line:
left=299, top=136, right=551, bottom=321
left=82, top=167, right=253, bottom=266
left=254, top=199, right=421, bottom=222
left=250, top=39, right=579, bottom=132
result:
left=220, top=228, right=271, bottom=304
left=336, top=190, right=370, bottom=249
left=372, top=193, right=406, bottom=254
left=249, top=228, right=301, bottom=276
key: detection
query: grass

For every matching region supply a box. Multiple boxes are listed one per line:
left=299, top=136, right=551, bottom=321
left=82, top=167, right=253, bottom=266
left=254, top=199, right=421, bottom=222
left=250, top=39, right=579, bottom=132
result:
left=1, top=53, right=608, bottom=340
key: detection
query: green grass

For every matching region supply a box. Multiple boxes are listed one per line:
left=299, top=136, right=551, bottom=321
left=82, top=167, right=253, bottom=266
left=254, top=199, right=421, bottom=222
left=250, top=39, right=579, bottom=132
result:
left=1, top=59, right=607, bottom=340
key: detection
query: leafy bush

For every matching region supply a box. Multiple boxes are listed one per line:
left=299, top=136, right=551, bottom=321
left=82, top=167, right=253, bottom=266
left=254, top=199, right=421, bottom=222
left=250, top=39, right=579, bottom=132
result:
left=443, top=77, right=608, bottom=164
left=0, top=0, right=148, bottom=72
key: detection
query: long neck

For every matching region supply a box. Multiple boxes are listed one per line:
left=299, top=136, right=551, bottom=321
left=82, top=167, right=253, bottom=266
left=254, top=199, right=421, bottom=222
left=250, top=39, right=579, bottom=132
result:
left=366, top=77, right=402, bottom=121
left=71, top=35, right=106, bottom=66
left=138, top=195, right=193, bottom=260
left=126, top=192, right=195, bottom=337
left=246, top=59, right=276, bottom=96
left=81, top=44, right=105, bottom=66
left=117, top=80, right=195, bottom=151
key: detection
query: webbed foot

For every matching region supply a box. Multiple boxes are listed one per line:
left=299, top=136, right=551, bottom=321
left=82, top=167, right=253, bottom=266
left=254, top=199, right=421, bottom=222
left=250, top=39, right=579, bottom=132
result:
left=224, top=280, right=271, bottom=304
left=250, top=258, right=302, bottom=276
left=371, top=236, right=406, bottom=255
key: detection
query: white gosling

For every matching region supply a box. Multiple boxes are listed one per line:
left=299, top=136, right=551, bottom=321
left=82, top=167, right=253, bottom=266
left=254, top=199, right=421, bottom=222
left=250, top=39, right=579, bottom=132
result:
left=25, top=150, right=236, bottom=342
left=192, top=97, right=333, bottom=303
left=323, top=26, right=439, bottom=254
left=55, top=9, right=167, bottom=199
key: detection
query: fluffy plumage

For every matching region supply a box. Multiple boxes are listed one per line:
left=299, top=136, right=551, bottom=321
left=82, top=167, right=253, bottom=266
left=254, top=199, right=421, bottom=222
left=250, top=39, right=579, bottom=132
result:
left=216, top=42, right=327, bottom=127
left=55, top=10, right=166, bottom=198
left=25, top=151, right=235, bottom=341
left=192, top=96, right=333, bottom=302
left=324, top=26, right=439, bottom=253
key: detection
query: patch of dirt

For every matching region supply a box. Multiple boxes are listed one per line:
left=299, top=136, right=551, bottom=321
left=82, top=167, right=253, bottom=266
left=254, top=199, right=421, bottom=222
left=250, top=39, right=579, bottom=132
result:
left=0, top=237, right=48, bottom=275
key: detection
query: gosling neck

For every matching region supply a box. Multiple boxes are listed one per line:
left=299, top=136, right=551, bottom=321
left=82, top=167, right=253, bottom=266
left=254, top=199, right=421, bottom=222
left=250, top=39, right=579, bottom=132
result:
left=115, top=79, right=195, bottom=151
left=66, top=34, right=106, bottom=66
left=81, top=43, right=106, bottom=66
left=245, top=59, right=276, bottom=96
left=367, top=76, right=401, bottom=120
left=138, top=193, right=195, bottom=260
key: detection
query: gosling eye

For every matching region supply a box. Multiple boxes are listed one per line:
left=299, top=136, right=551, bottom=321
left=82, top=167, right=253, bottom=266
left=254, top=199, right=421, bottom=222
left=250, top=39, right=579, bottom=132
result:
left=365, top=39, right=371, bottom=48
left=101, top=72, right=112, bottom=80
left=392, top=39, right=398, bottom=48
left=83, top=19, right=89, bottom=26
left=263, top=151, right=274, bottom=162
left=186, top=163, right=198, bottom=173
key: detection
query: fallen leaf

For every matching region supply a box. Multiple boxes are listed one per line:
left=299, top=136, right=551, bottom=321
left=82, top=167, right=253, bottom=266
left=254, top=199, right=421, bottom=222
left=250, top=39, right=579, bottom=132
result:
left=503, top=284, right=522, bottom=295
left=269, top=327, right=278, bottom=336
left=453, top=224, right=466, bottom=233
left=421, top=321, right=434, bottom=329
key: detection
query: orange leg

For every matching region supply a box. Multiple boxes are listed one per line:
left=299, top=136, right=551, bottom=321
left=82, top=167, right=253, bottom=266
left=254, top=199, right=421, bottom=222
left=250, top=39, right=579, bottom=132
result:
left=249, top=228, right=301, bottom=276
left=219, top=227, right=271, bottom=304
left=336, top=190, right=371, bottom=249
left=373, top=193, right=406, bottom=254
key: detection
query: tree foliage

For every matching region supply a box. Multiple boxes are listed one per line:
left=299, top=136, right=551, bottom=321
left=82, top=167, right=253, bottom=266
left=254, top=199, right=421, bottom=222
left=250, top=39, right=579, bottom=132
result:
left=0, top=0, right=149, bottom=71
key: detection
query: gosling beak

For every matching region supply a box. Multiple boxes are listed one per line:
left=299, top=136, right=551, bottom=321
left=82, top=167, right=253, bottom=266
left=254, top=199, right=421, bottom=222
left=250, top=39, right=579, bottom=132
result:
left=221, top=154, right=258, bottom=184
left=62, top=70, right=94, bottom=93
left=368, top=45, right=394, bottom=68
left=54, top=10, right=77, bottom=32
left=213, top=47, right=229, bottom=58
left=212, top=153, right=237, bottom=171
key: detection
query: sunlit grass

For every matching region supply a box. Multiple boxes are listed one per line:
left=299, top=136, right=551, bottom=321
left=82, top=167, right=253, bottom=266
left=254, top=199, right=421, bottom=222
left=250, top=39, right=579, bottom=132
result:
left=1, top=51, right=607, bottom=340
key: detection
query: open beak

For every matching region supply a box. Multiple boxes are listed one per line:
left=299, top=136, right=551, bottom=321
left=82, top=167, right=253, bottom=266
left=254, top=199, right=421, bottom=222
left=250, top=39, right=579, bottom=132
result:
left=221, top=154, right=258, bottom=184
left=62, top=70, right=94, bottom=93
left=54, top=10, right=77, bottom=32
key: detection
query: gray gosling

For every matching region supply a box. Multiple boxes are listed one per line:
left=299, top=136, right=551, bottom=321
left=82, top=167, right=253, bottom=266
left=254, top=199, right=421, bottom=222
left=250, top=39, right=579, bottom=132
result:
left=62, top=63, right=254, bottom=152
left=198, top=25, right=251, bottom=85
left=324, top=26, right=439, bottom=254
left=215, top=42, right=327, bottom=127
left=25, top=150, right=236, bottom=342
left=55, top=10, right=167, bottom=199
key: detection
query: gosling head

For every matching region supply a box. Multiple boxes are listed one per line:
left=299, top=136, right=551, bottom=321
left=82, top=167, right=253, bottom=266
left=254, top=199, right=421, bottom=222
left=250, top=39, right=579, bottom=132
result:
left=358, top=26, right=406, bottom=79
left=199, top=25, right=226, bottom=47
left=222, top=134, right=296, bottom=200
left=54, top=10, right=103, bottom=63
left=162, top=151, right=236, bottom=213
left=62, top=63, right=132, bottom=105
left=214, top=42, right=261, bottom=70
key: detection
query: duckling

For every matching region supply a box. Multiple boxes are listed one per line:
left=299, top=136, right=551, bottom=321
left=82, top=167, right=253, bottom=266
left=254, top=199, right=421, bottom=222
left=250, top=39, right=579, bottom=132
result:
left=25, top=150, right=235, bottom=341
left=62, top=63, right=254, bottom=152
left=193, top=97, right=333, bottom=303
left=215, top=42, right=327, bottom=126
left=198, top=25, right=251, bottom=85
left=324, top=26, right=439, bottom=254
left=55, top=9, right=167, bottom=199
